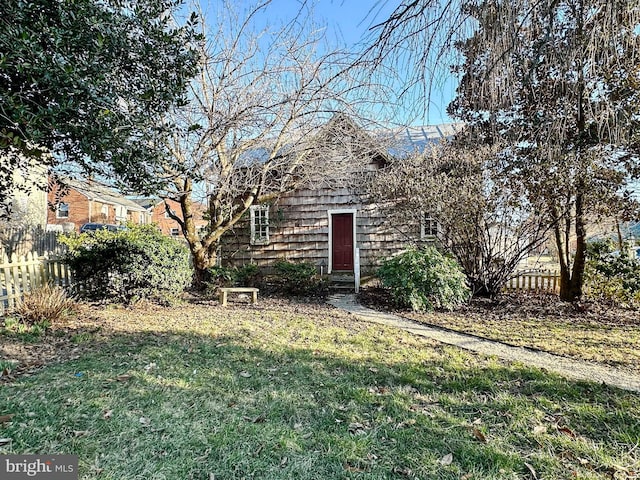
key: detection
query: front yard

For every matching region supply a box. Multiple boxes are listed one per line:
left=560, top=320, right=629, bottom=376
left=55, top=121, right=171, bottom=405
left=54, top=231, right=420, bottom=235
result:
left=359, top=290, right=640, bottom=375
left=1, top=298, right=639, bottom=479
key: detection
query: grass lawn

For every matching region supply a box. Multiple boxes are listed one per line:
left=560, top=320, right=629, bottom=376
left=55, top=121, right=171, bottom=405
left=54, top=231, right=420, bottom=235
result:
left=1, top=298, right=639, bottom=479
left=361, top=289, right=640, bottom=375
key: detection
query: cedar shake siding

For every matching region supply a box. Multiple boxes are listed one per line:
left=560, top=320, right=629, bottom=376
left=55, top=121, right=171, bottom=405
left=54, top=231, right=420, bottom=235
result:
left=221, top=185, right=417, bottom=276
left=219, top=121, right=462, bottom=275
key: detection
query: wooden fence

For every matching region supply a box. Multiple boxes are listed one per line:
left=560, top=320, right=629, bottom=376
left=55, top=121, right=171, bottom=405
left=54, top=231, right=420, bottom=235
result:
left=0, top=252, right=72, bottom=315
left=503, top=270, right=560, bottom=293
left=1, top=226, right=66, bottom=258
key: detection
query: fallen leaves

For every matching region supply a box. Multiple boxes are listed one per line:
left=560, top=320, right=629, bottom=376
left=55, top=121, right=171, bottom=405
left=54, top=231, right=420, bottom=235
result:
left=532, top=425, right=547, bottom=435
left=348, top=422, right=367, bottom=435
left=524, top=462, right=538, bottom=479
left=0, top=414, right=15, bottom=424
left=472, top=427, right=487, bottom=443
left=557, top=426, right=576, bottom=438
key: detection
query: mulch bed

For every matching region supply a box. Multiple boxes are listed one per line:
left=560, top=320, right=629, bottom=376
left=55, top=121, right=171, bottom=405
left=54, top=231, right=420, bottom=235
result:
left=358, top=286, right=640, bottom=326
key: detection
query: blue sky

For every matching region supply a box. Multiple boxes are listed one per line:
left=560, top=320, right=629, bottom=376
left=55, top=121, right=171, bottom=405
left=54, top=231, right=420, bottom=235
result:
left=202, top=0, right=458, bottom=126
left=275, top=0, right=459, bottom=125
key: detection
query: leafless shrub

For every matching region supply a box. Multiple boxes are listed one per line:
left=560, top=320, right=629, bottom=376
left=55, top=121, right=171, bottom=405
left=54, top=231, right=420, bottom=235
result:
left=16, top=284, right=77, bottom=326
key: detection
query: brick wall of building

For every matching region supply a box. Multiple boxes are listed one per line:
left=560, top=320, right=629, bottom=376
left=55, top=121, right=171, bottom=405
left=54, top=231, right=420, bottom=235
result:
left=46, top=186, right=132, bottom=231
left=150, top=199, right=208, bottom=237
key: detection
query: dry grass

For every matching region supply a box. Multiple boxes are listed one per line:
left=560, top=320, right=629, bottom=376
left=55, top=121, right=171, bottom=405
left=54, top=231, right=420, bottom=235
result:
left=360, top=289, right=640, bottom=374
left=15, top=283, right=77, bottom=326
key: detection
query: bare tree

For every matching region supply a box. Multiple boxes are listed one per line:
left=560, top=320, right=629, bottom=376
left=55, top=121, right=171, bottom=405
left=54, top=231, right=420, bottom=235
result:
left=368, top=0, right=640, bottom=301
left=370, top=140, right=549, bottom=296
left=159, top=1, right=386, bottom=284
left=447, top=0, right=640, bottom=301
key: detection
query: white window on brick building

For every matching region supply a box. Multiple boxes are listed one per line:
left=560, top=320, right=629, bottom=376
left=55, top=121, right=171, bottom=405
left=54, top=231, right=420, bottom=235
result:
left=56, top=202, right=69, bottom=219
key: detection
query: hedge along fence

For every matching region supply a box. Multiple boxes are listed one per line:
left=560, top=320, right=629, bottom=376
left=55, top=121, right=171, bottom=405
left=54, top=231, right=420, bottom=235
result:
left=0, top=252, right=72, bottom=315
left=503, top=269, right=560, bottom=294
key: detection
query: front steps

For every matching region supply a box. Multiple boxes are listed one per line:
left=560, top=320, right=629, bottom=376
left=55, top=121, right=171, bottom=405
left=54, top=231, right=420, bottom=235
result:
left=329, top=272, right=356, bottom=293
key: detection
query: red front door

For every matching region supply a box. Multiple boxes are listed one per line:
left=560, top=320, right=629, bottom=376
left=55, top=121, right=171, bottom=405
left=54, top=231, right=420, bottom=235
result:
left=332, top=213, right=354, bottom=271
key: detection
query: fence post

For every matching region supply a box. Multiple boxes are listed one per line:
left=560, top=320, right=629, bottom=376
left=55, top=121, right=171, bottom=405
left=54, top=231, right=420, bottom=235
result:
left=354, top=248, right=360, bottom=294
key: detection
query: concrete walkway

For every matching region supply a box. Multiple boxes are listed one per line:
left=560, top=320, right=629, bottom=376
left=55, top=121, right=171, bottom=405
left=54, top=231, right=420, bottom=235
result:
left=327, top=294, right=640, bottom=393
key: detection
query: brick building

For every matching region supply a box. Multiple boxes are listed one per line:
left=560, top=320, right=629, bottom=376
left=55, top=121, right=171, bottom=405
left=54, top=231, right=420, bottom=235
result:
left=133, top=198, right=208, bottom=237
left=47, top=178, right=150, bottom=232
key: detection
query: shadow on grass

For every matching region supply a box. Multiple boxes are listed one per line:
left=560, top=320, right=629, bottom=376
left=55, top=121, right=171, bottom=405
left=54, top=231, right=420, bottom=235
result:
left=1, top=322, right=638, bottom=480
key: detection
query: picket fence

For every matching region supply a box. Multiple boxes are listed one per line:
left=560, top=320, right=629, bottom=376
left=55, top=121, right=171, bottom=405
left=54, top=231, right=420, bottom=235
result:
left=0, top=252, right=72, bottom=314
left=503, top=269, right=560, bottom=293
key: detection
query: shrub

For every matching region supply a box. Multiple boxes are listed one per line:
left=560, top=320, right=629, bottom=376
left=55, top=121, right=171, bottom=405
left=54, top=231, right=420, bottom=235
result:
left=205, top=265, right=236, bottom=289
left=378, top=247, right=470, bottom=311
left=15, top=283, right=76, bottom=327
left=204, top=264, right=262, bottom=293
left=235, top=263, right=261, bottom=287
left=273, top=260, right=326, bottom=295
left=61, top=224, right=192, bottom=304
left=585, top=240, right=640, bottom=307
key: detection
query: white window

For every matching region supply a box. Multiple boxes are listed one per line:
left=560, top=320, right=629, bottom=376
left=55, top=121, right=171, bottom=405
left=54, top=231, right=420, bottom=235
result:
left=101, top=204, right=109, bottom=218
left=250, top=205, right=269, bottom=245
left=56, top=202, right=69, bottom=219
left=115, top=205, right=127, bottom=221
left=170, top=228, right=180, bottom=237
left=421, top=213, right=438, bottom=239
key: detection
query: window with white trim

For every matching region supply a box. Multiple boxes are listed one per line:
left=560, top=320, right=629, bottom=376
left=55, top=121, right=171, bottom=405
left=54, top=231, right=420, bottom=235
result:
left=250, top=205, right=269, bottom=245
left=170, top=228, right=180, bottom=237
left=421, top=213, right=438, bottom=239
left=56, top=202, right=69, bottom=219
left=115, top=205, right=127, bottom=222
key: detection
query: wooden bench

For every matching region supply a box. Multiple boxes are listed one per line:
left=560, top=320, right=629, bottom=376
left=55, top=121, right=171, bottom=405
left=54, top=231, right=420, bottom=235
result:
left=218, top=287, right=259, bottom=306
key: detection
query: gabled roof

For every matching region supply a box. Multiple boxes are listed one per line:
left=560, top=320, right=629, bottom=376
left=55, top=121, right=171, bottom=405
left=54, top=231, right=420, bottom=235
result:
left=59, top=178, right=147, bottom=212
left=130, top=197, right=162, bottom=210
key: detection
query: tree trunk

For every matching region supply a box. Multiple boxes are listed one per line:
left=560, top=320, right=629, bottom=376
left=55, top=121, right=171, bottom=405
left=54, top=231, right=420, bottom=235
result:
left=557, top=192, right=587, bottom=302
left=191, top=246, right=218, bottom=289
left=172, top=185, right=221, bottom=290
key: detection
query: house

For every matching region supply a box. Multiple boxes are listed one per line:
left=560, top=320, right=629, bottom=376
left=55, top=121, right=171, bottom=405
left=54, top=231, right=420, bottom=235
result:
left=46, top=178, right=150, bottom=232
left=132, top=197, right=209, bottom=237
left=0, top=161, right=50, bottom=256
left=220, top=119, right=462, bottom=282
left=1, top=160, right=48, bottom=229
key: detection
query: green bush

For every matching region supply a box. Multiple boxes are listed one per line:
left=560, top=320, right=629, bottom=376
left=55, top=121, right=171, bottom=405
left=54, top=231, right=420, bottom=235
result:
left=585, top=240, right=640, bottom=307
left=378, top=247, right=470, bottom=311
left=273, top=260, right=325, bottom=295
left=235, top=263, right=261, bottom=287
left=204, top=264, right=262, bottom=293
left=60, top=224, right=192, bottom=304
left=205, top=265, right=236, bottom=289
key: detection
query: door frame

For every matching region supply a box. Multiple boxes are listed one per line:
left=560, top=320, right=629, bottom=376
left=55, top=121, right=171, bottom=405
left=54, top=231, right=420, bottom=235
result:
left=328, top=208, right=357, bottom=274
